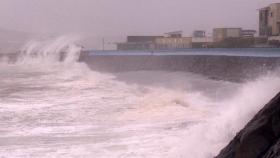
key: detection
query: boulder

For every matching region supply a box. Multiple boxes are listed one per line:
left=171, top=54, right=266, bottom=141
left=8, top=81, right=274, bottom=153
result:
left=216, top=92, right=280, bottom=158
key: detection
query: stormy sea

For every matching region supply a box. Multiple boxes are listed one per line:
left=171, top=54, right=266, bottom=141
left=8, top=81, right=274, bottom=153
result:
left=0, top=36, right=280, bottom=158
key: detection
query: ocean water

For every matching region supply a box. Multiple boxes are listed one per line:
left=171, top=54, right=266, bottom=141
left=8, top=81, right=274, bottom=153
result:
left=0, top=36, right=280, bottom=158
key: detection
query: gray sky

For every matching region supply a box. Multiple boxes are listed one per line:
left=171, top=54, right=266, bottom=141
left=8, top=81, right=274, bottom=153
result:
left=0, top=0, right=279, bottom=48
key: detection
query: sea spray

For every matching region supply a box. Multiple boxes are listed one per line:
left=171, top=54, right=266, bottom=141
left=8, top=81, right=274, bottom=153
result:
left=0, top=37, right=280, bottom=157
left=173, top=74, right=280, bottom=158
left=17, top=35, right=82, bottom=65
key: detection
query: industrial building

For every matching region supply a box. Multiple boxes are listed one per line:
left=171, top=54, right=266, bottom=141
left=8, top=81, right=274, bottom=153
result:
left=191, top=30, right=213, bottom=48
left=259, top=3, right=280, bottom=37
left=213, top=28, right=242, bottom=42
left=164, top=31, right=183, bottom=38
left=258, top=3, right=280, bottom=46
left=193, top=30, right=206, bottom=38
left=117, top=31, right=192, bottom=50
left=116, top=36, right=162, bottom=50
left=117, top=42, right=154, bottom=51
left=117, top=36, right=163, bottom=50
left=242, top=30, right=257, bottom=37
left=155, top=37, right=192, bottom=49
left=155, top=31, right=192, bottom=49
left=212, top=28, right=257, bottom=48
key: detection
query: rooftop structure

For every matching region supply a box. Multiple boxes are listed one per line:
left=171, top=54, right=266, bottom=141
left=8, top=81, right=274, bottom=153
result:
left=242, top=30, right=257, bottom=37
left=164, top=31, right=183, bottom=38
left=193, top=30, right=206, bottom=38
left=127, top=36, right=162, bottom=43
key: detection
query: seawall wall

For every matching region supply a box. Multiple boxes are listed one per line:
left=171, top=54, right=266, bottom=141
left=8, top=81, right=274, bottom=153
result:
left=79, top=54, right=280, bottom=82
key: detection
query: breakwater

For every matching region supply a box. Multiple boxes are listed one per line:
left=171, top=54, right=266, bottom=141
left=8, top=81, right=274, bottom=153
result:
left=79, top=53, right=280, bottom=82
left=2, top=50, right=280, bottom=82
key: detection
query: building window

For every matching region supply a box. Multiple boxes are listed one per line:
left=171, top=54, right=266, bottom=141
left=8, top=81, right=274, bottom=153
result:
left=271, top=12, right=273, bottom=17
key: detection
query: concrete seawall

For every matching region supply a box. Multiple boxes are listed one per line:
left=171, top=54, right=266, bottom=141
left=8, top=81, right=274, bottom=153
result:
left=79, top=54, right=280, bottom=82
left=1, top=52, right=280, bottom=82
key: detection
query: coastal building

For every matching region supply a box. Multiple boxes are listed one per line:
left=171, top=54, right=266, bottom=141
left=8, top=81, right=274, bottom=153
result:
left=164, top=31, right=183, bottom=38
left=116, top=36, right=162, bottom=50
left=117, top=31, right=192, bottom=50
left=213, top=28, right=242, bottom=42
left=117, top=42, right=155, bottom=50
left=192, top=37, right=213, bottom=48
left=193, top=30, right=206, bottom=38
left=155, top=31, right=192, bottom=49
left=259, top=3, right=280, bottom=37
left=191, top=30, right=213, bottom=48
left=126, top=36, right=162, bottom=43
left=242, top=30, right=257, bottom=37
left=155, top=37, right=192, bottom=49
left=213, top=28, right=257, bottom=48
left=259, top=3, right=280, bottom=46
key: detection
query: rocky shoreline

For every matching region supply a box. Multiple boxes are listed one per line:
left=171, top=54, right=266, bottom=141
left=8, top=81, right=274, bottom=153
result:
left=216, top=92, right=280, bottom=158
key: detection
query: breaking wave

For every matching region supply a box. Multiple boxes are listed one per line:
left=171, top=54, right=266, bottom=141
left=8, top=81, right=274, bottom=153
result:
left=0, top=35, right=82, bottom=66
left=0, top=36, right=279, bottom=158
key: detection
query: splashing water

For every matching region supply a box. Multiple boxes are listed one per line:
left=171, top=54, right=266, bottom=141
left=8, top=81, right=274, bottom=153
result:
left=16, top=35, right=82, bottom=65
left=0, top=36, right=280, bottom=158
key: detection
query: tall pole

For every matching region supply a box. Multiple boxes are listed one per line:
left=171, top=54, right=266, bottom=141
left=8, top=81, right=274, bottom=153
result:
left=102, top=38, right=105, bottom=51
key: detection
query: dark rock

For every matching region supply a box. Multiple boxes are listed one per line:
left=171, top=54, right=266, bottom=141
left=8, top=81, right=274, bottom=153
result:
left=215, top=92, right=280, bottom=158
left=263, top=140, right=280, bottom=158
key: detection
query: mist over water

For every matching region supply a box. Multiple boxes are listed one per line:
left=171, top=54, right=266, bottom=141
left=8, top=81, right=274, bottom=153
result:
left=0, top=36, right=280, bottom=158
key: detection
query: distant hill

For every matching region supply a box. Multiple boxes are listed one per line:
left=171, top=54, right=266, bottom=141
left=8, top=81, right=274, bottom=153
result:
left=0, top=28, right=34, bottom=53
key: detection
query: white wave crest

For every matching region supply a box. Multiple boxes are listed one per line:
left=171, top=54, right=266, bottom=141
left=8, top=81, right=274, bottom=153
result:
left=16, top=35, right=82, bottom=65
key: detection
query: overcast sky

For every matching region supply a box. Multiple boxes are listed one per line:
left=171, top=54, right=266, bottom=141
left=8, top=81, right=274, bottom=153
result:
left=0, top=0, right=279, bottom=48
